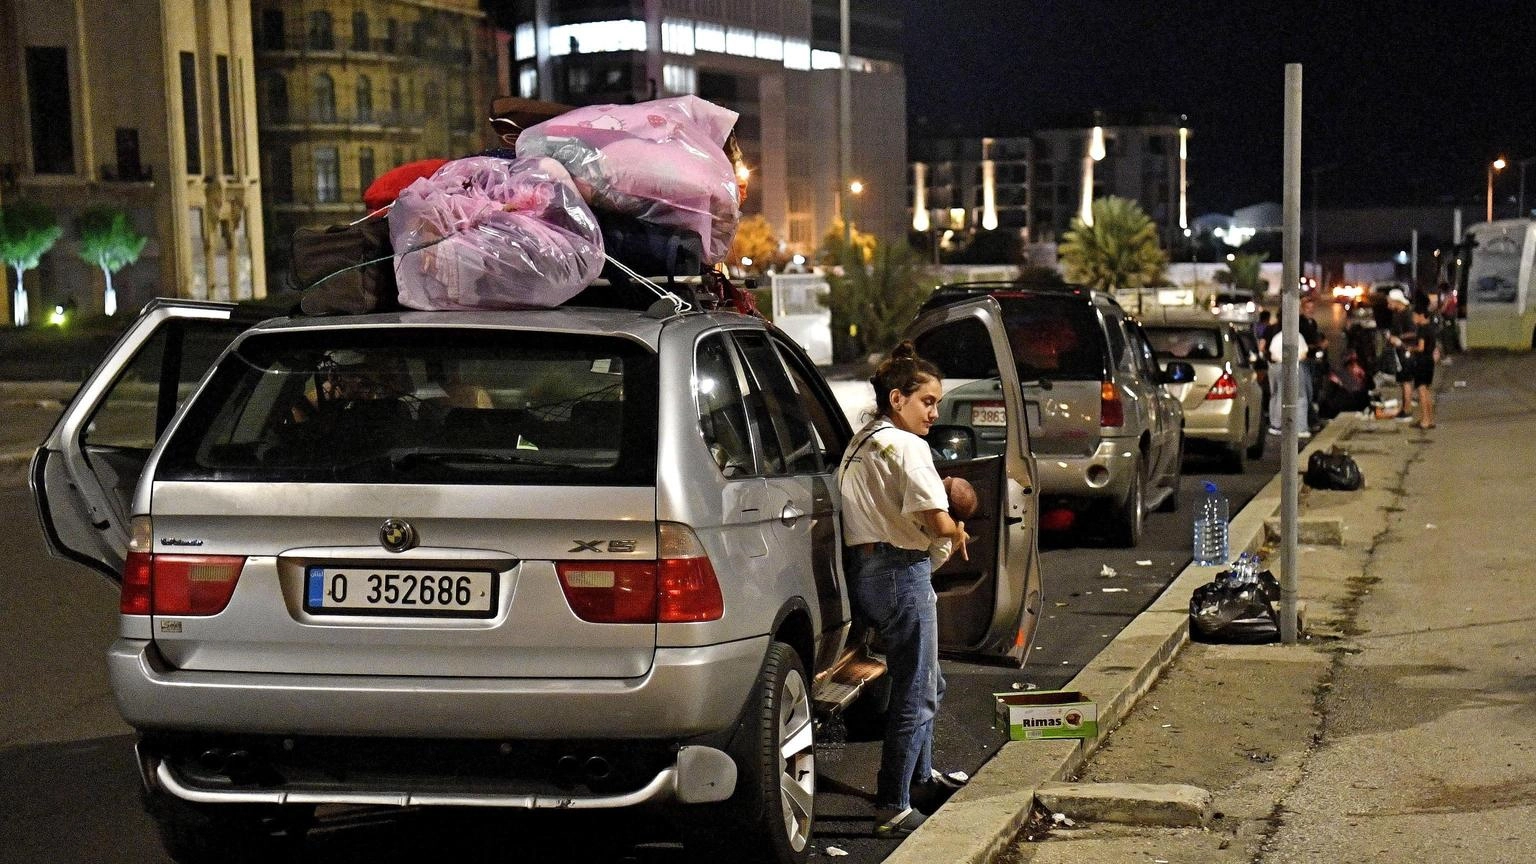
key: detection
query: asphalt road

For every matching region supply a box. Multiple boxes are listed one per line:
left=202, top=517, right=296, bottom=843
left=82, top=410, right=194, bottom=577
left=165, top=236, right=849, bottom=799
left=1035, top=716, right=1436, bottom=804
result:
left=0, top=410, right=1284, bottom=864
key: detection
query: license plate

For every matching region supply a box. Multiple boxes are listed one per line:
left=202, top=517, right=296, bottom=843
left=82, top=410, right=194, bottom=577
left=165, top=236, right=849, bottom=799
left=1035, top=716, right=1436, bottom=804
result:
left=971, top=402, right=1006, bottom=426
left=305, top=567, right=496, bottom=617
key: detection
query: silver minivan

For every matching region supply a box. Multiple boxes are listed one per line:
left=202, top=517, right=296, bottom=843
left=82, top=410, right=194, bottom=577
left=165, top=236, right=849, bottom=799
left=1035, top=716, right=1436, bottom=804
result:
left=32, top=294, right=1042, bottom=864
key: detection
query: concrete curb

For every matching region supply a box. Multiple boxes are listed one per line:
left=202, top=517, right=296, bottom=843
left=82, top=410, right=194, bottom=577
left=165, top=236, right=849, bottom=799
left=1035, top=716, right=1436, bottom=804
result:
left=885, top=417, right=1360, bottom=864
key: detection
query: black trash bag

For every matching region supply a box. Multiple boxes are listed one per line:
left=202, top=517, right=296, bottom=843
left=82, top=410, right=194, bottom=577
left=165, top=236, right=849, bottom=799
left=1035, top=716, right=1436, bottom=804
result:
left=1189, top=568, right=1282, bottom=643
left=1304, top=448, right=1364, bottom=491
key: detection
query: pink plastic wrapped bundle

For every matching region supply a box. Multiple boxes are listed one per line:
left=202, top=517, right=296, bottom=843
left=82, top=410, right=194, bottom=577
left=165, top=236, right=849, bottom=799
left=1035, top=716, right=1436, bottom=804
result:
left=388, top=156, right=604, bottom=310
left=515, top=95, right=741, bottom=264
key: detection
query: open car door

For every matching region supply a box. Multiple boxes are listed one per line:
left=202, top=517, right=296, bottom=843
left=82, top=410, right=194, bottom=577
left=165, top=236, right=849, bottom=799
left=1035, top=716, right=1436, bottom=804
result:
left=904, top=296, right=1042, bottom=665
left=30, top=299, right=256, bottom=582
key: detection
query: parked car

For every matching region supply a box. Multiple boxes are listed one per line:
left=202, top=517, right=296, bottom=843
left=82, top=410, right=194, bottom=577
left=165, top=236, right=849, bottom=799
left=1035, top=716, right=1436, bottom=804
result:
left=31, top=293, right=1042, bottom=864
left=917, top=284, right=1190, bottom=547
left=1140, top=309, right=1266, bottom=472
left=1209, top=290, right=1260, bottom=325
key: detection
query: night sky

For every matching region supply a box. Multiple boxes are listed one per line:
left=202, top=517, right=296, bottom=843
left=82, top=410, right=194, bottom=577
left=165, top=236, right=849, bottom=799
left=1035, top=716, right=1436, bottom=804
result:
left=902, top=1, right=1536, bottom=215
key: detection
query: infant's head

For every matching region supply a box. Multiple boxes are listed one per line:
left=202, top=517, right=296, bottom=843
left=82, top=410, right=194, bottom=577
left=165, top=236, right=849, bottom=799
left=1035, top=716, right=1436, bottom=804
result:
left=944, top=476, right=978, bottom=521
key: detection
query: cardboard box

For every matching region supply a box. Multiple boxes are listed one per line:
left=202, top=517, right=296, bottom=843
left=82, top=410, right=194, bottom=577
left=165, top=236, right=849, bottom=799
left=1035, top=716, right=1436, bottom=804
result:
left=995, top=690, right=1098, bottom=741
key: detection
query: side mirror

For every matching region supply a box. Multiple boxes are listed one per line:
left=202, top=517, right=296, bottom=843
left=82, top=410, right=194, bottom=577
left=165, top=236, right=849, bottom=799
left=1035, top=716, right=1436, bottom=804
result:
left=1161, top=361, right=1196, bottom=384
left=926, top=424, right=977, bottom=462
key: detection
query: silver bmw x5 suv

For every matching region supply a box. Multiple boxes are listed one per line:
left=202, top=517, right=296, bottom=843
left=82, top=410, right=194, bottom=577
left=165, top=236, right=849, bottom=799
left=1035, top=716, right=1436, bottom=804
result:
left=33, top=293, right=1042, bottom=863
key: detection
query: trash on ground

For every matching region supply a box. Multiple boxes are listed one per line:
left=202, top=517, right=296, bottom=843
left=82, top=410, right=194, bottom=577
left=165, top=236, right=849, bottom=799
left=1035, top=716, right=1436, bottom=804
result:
left=1304, top=447, right=1364, bottom=491
left=1102, top=587, right=1129, bottom=593
left=1054, top=601, right=1070, bottom=607
left=995, top=690, right=1098, bottom=740
left=1010, top=681, right=1040, bottom=691
left=1425, top=523, right=1436, bottom=529
left=1050, top=812, right=1076, bottom=827
left=1100, top=564, right=1118, bottom=578
left=1136, top=559, right=1153, bottom=566
left=1454, top=380, right=1468, bottom=387
left=825, top=846, right=849, bottom=857
left=1188, top=553, right=1282, bottom=643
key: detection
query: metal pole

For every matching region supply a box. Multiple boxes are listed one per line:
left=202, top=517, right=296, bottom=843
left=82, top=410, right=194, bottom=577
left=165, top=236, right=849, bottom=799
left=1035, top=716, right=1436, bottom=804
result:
left=838, top=0, right=851, bottom=249
left=1310, top=167, right=1319, bottom=282
left=1280, top=64, right=1303, bottom=645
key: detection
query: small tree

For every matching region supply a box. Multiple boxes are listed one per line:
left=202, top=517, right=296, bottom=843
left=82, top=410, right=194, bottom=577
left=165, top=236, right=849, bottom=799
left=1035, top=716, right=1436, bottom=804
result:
left=820, top=238, right=933, bottom=363
left=1228, top=252, right=1268, bottom=296
left=77, top=207, right=147, bottom=316
left=817, top=217, right=876, bottom=267
left=1058, top=196, right=1168, bottom=296
left=0, top=200, right=62, bottom=327
left=726, top=214, right=782, bottom=273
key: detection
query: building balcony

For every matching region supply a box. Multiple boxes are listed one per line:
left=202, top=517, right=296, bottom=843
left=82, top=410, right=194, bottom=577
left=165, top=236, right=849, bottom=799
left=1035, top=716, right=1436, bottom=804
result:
left=259, top=32, right=473, bottom=68
left=261, top=110, right=428, bottom=133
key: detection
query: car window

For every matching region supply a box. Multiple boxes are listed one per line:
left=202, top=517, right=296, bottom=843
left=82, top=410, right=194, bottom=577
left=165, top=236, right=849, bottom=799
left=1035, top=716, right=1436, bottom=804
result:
left=732, top=332, right=793, bottom=475
left=915, top=316, right=998, bottom=380
left=770, top=336, right=845, bottom=472
left=83, top=320, right=244, bottom=449
left=155, top=328, right=660, bottom=485
left=1144, top=326, right=1223, bottom=360
left=999, top=297, right=1106, bottom=380
left=1125, top=322, right=1160, bottom=380
left=695, top=334, right=757, bottom=478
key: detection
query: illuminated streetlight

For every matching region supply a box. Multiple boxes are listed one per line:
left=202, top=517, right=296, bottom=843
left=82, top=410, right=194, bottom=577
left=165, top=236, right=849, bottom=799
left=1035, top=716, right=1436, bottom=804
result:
left=848, top=179, right=865, bottom=195
left=1488, top=157, right=1507, bottom=223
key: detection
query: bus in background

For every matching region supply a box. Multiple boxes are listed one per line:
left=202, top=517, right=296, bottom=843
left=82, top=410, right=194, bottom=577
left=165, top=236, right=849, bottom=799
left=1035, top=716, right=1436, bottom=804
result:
left=1458, top=219, right=1536, bottom=350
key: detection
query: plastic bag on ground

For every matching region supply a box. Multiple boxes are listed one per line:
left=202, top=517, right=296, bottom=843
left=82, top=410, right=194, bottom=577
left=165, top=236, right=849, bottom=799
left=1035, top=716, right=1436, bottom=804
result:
left=1304, top=448, right=1364, bottom=491
left=515, top=95, right=742, bottom=263
left=1189, top=563, right=1281, bottom=643
left=388, top=156, right=603, bottom=311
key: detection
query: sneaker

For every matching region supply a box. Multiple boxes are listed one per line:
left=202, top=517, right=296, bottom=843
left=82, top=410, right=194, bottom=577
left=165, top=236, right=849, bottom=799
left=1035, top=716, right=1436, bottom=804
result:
left=873, top=806, right=928, bottom=838
left=1267, top=427, right=1283, bottom=435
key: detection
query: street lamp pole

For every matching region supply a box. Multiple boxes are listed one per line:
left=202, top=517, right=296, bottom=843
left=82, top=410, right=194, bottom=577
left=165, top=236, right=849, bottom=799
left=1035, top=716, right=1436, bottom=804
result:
left=1519, top=157, right=1535, bottom=218
left=838, top=0, right=852, bottom=249
left=1487, top=157, right=1507, bottom=223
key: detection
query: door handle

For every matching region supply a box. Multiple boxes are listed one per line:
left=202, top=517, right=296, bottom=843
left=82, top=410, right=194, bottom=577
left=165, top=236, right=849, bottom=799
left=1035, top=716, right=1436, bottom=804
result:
left=1021, top=486, right=1034, bottom=495
left=780, top=504, right=805, bottom=526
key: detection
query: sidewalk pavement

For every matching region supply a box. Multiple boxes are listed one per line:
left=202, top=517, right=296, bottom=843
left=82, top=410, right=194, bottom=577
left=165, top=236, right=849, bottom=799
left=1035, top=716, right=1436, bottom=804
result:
left=894, top=351, right=1536, bottom=864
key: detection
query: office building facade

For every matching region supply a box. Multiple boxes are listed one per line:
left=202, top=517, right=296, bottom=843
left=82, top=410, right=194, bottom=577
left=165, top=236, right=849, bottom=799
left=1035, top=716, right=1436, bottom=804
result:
left=506, top=0, right=907, bottom=254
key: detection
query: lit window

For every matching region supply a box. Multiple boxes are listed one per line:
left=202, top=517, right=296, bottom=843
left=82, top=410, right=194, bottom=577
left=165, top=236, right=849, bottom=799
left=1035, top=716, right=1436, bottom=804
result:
left=663, top=64, right=696, bottom=95
left=548, top=20, right=646, bottom=56
left=518, top=65, right=537, bottom=99
left=726, top=26, right=754, bottom=57
left=514, top=23, right=535, bottom=61
left=754, top=33, right=783, bottom=61
left=662, top=18, right=695, bottom=55
left=811, top=49, right=841, bottom=70
left=694, top=21, right=725, bottom=53
left=314, top=146, right=339, bottom=203
left=783, top=38, right=810, bottom=71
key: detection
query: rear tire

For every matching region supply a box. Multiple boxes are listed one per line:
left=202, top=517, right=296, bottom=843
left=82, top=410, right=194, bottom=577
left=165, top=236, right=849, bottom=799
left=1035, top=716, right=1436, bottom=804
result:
left=1111, top=461, right=1144, bottom=547
left=1247, top=416, right=1266, bottom=460
left=684, top=641, right=815, bottom=864
left=143, top=788, right=311, bottom=864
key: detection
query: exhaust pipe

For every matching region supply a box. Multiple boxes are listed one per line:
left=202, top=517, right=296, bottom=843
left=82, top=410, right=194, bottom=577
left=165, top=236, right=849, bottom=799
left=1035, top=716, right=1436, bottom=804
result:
left=584, top=756, right=612, bottom=781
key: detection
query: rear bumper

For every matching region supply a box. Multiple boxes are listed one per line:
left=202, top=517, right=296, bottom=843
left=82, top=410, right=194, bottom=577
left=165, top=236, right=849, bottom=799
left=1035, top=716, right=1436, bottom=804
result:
left=1181, top=399, right=1245, bottom=445
left=110, top=635, right=768, bottom=739
left=1034, top=438, right=1139, bottom=502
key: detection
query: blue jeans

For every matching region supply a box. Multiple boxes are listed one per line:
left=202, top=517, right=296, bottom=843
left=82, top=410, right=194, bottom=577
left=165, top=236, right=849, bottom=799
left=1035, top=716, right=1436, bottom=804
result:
left=849, top=543, right=946, bottom=811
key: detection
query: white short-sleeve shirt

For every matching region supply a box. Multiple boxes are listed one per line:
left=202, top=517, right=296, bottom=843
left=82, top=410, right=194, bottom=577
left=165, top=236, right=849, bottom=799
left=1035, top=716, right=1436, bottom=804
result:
left=838, top=418, right=949, bottom=553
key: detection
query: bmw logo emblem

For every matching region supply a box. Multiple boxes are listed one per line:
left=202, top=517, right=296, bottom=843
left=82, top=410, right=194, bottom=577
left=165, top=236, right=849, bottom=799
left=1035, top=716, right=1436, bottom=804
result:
left=380, top=518, right=417, bottom=553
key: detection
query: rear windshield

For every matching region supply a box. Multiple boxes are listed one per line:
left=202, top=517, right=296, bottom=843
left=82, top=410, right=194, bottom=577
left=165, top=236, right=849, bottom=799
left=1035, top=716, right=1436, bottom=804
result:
left=999, top=297, right=1107, bottom=380
left=1145, top=326, right=1223, bottom=360
left=156, top=328, right=659, bottom=485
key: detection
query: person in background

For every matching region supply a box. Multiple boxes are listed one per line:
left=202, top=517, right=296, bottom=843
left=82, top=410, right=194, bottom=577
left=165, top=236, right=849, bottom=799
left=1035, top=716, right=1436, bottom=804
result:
left=1407, top=297, right=1438, bottom=429
left=837, top=341, right=970, bottom=838
left=1267, top=315, right=1310, bottom=439
left=1255, top=309, right=1274, bottom=357
left=1298, top=295, right=1325, bottom=432
left=1384, top=289, right=1416, bottom=419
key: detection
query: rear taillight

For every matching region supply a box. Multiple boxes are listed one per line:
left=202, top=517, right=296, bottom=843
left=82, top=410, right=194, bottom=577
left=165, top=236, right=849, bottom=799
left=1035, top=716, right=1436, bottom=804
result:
left=119, top=516, right=245, bottom=616
left=1205, top=372, right=1239, bottom=400
left=656, top=523, right=724, bottom=622
left=1099, top=380, right=1124, bottom=427
left=555, top=524, right=724, bottom=624
left=556, top=561, right=658, bottom=623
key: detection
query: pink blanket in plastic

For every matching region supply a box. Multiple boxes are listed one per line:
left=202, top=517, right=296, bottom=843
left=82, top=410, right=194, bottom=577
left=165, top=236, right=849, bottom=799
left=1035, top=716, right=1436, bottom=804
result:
left=389, top=156, right=604, bottom=310
left=515, top=95, right=741, bottom=263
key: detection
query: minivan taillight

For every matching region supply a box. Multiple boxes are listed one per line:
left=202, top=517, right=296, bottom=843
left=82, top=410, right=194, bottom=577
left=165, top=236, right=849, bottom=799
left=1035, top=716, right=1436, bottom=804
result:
left=1099, top=380, right=1124, bottom=427
left=555, top=523, right=724, bottom=624
left=119, top=516, right=245, bottom=616
left=1205, top=372, right=1239, bottom=400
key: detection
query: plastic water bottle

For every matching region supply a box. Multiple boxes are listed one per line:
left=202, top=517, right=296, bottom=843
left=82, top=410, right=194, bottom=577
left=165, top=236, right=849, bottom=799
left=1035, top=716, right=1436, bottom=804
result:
left=1192, top=481, right=1230, bottom=566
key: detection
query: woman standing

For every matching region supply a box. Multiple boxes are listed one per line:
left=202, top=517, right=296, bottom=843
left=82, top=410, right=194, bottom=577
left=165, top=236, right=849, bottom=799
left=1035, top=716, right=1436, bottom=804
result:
left=837, top=342, right=969, bottom=837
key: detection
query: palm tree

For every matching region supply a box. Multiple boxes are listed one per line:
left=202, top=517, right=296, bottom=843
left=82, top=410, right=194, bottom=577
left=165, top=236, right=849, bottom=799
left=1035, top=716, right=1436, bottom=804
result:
left=1059, top=197, right=1168, bottom=297
left=820, top=238, right=933, bottom=363
left=1228, top=252, right=1268, bottom=295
